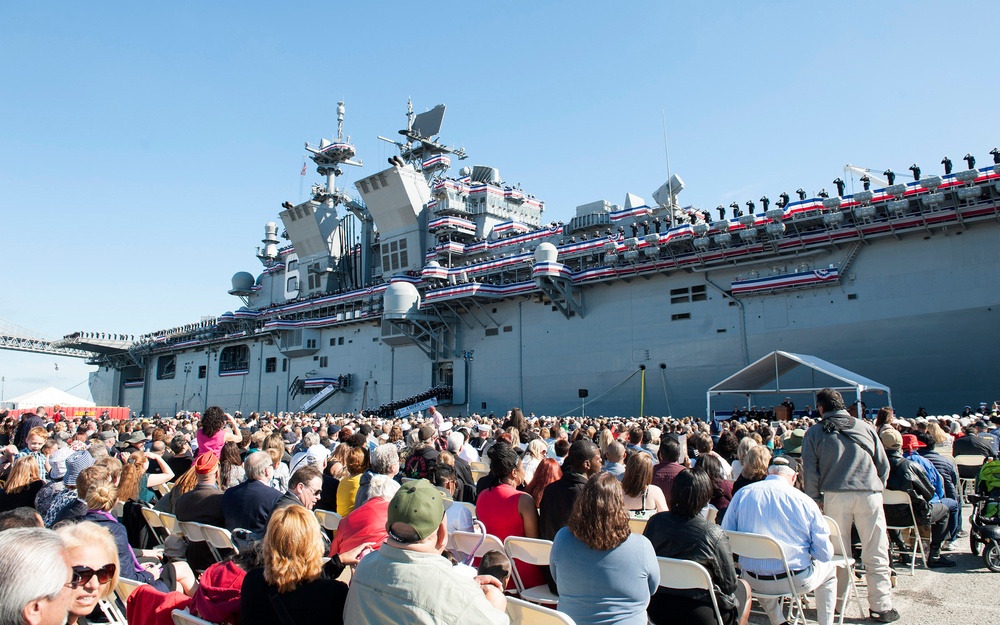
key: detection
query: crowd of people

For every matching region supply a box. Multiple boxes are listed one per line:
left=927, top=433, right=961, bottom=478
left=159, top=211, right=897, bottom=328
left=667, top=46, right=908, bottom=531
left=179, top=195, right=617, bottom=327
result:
left=0, top=392, right=997, bottom=625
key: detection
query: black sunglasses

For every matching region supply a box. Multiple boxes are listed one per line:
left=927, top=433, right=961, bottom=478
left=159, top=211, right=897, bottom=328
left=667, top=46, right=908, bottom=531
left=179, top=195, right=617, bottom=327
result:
left=68, top=564, right=116, bottom=589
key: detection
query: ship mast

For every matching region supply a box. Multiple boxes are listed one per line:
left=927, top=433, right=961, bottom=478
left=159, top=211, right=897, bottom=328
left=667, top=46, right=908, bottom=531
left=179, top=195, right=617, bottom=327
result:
left=304, top=101, right=364, bottom=212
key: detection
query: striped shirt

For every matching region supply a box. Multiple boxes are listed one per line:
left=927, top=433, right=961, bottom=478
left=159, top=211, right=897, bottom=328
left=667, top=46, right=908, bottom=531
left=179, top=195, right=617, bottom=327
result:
left=721, top=475, right=833, bottom=575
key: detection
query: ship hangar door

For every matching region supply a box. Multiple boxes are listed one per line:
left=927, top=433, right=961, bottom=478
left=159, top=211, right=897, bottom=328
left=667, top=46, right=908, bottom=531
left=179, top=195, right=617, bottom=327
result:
left=436, top=361, right=454, bottom=389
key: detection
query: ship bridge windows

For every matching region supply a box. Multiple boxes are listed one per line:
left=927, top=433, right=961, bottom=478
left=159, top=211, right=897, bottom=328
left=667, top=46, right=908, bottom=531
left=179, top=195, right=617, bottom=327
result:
left=156, top=355, right=176, bottom=380
left=670, top=285, right=707, bottom=304
left=219, top=345, right=250, bottom=373
left=265, top=357, right=277, bottom=373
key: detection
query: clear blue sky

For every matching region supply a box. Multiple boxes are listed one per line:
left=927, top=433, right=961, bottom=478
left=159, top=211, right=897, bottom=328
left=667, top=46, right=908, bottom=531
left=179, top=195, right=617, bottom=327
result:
left=2, top=1, right=997, bottom=402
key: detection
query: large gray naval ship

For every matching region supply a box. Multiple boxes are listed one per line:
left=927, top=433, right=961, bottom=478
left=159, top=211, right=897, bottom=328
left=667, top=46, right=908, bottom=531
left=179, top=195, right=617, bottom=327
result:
left=66, top=102, right=1000, bottom=418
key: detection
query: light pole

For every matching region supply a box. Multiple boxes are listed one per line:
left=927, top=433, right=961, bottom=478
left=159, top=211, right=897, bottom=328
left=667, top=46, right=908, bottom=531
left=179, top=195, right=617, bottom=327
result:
left=463, top=350, right=474, bottom=416
left=181, top=364, right=192, bottom=410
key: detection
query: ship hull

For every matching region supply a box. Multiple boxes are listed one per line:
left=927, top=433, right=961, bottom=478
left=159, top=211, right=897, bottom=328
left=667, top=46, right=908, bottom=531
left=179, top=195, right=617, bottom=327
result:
left=94, top=215, right=1000, bottom=419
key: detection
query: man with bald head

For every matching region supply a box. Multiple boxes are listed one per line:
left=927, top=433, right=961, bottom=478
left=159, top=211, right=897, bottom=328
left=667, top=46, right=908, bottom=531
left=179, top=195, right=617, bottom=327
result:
left=602, top=441, right=626, bottom=478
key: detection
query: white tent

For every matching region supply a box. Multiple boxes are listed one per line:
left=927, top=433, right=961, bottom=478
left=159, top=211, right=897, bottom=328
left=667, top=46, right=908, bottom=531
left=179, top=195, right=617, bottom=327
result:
left=1, top=386, right=96, bottom=410
left=706, top=350, right=891, bottom=418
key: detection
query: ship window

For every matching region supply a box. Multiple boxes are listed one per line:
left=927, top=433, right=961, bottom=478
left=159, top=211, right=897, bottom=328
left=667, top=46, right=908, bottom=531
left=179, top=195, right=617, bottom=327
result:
left=319, top=356, right=328, bottom=368
left=671, top=313, right=691, bottom=321
left=485, top=328, right=499, bottom=336
left=847, top=293, right=858, bottom=300
left=330, top=338, right=335, bottom=346
left=692, top=285, right=707, bottom=301
left=219, top=345, right=250, bottom=373
left=358, top=180, right=370, bottom=193
left=156, top=355, right=176, bottom=380
left=198, top=365, right=206, bottom=379
left=306, top=339, right=317, bottom=349
left=265, top=357, right=277, bottom=373
left=282, top=358, right=288, bottom=372
left=338, top=337, right=344, bottom=345
left=370, top=177, right=381, bottom=190
left=503, top=326, right=513, bottom=333
left=379, top=173, right=389, bottom=187
left=716, top=328, right=727, bottom=333
left=670, top=287, right=690, bottom=304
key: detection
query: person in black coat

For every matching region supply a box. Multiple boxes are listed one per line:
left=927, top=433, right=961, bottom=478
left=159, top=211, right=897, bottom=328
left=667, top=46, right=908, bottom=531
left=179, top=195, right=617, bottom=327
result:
left=221, top=451, right=282, bottom=538
left=879, top=429, right=954, bottom=568
left=175, top=453, right=226, bottom=570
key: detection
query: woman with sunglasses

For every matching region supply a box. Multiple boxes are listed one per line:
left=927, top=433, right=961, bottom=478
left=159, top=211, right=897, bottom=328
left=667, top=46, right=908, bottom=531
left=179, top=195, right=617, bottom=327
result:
left=56, top=521, right=120, bottom=625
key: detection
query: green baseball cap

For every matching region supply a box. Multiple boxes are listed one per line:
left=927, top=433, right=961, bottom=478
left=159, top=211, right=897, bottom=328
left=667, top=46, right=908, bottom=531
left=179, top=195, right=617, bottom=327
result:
left=386, top=479, right=445, bottom=542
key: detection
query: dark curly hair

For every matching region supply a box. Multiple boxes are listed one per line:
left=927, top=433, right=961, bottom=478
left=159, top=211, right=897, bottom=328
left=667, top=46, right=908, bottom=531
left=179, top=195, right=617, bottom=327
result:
left=567, top=472, right=631, bottom=551
left=200, top=406, right=227, bottom=436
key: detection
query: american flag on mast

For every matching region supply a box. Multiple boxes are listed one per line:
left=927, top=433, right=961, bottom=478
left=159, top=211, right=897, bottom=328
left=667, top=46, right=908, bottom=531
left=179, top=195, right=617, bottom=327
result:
left=300, top=163, right=307, bottom=176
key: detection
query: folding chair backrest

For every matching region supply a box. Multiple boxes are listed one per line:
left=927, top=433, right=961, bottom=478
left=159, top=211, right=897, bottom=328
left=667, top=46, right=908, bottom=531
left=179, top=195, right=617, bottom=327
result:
left=724, top=530, right=789, bottom=564
left=112, top=501, right=125, bottom=518
left=628, top=516, right=648, bottom=535
left=704, top=504, right=719, bottom=524
left=823, top=515, right=849, bottom=557
left=655, top=558, right=724, bottom=625
left=656, top=557, right=713, bottom=591
left=471, top=461, right=490, bottom=472
left=114, top=578, right=145, bottom=605
left=177, top=520, right=207, bottom=542
left=506, top=596, right=576, bottom=625
left=315, top=509, right=342, bottom=531
left=456, top=501, right=477, bottom=519
left=449, top=530, right=505, bottom=559
left=200, top=524, right=235, bottom=551
left=954, top=455, right=986, bottom=469
left=504, top=536, right=553, bottom=566
left=141, top=506, right=164, bottom=528
left=881, top=489, right=911, bottom=507
left=171, top=609, right=216, bottom=625
left=158, top=512, right=180, bottom=535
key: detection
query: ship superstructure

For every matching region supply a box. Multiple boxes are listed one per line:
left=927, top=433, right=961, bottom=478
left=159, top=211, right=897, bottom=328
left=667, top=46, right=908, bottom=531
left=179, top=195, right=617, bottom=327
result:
left=71, top=103, right=1000, bottom=418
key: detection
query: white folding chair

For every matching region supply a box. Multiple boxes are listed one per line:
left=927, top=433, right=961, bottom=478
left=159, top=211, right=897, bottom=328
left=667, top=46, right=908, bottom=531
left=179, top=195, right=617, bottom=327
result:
left=97, top=599, right=127, bottom=625
left=823, top=515, right=865, bottom=624
left=724, top=530, right=807, bottom=625
left=504, top=536, right=559, bottom=605
left=628, top=515, right=649, bottom=535
left=655, top=557, right=726, bottom=625
left=455, top=501, right=477, bottom=519
left=882, top=489, right=928, bottom=574
left=112, top=501, right=125, bottom=519
left=158, top=511, right=181, bottom=537
left=315, top=508, right=343, bottom=532
left=171, top=609, right=216, bottom=625
left=954, top=455, right=985, bottom=503
left=141, top=506, right=167, bottom=546
left=114, top=577, right=146, bottom=605
left=704, top=504, right=719, bottom=525
left=448, top=529, right=506, bottom=561
left=199, top=524, right=236, bottom=562
left=506, top=596, right=576, bottom=625
left=471, top=461, right=490, bottom=473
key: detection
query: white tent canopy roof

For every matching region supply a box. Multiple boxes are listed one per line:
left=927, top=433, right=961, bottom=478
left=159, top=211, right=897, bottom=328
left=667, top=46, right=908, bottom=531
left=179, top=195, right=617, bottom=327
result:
left=1, top=386, right=96, bottom=410
left=708, top=350, right=891, bottom=396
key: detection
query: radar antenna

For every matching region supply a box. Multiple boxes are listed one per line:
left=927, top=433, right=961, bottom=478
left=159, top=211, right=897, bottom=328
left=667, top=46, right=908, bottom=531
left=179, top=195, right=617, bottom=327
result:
left=377, top=100, right=467, bottom=167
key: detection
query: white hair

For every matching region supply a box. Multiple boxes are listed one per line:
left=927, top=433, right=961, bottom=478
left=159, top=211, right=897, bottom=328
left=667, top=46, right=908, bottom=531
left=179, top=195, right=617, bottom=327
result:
left=368, top=474, right=402, bottom=502
left=447, top=432, right=465, bottom=453
left=0, top=528, right=69, bottom=625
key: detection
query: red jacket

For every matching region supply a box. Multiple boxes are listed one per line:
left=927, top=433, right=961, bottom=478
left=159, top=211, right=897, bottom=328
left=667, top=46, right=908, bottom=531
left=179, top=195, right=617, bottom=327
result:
left=329, top=496, right=388, bottom=557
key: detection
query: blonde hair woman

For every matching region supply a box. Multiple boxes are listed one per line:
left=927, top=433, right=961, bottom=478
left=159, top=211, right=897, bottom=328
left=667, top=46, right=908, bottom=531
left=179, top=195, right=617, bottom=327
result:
left=733, top=445, right=772, bottom=495
left=240, top=505, right=350, bottom=625
left=116, top=450, right=173, bottom=504
left=57, top=521, right=121, bottom=625
left=0, top=456, right=45, bottom=513
left=521, top=438, right=548, bottom=484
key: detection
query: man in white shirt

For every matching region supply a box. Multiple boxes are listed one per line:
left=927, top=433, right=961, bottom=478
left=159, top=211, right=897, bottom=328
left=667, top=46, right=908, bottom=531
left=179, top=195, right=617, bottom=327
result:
left=722, top=457, right=837, bottom=625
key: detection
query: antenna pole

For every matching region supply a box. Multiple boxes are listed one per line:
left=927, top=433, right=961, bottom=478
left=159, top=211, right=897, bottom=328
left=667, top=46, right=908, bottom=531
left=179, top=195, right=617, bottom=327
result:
left=662, top=111, right=673, bottom=227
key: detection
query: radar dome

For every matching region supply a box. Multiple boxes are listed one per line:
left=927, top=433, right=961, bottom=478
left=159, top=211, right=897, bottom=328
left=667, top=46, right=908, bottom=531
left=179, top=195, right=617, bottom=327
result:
left=383, top=281, right=421, bottom=316
left=231, top=272, right=255, bottom=292
left=534, top=242, right=558, bottom=264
